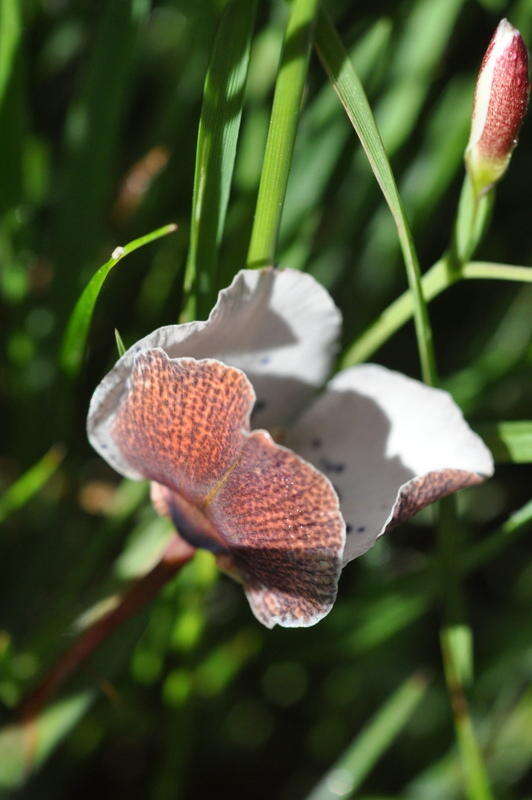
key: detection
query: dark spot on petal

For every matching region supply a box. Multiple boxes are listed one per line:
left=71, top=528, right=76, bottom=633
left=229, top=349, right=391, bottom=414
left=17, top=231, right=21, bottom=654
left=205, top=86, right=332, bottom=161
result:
left=311, top=438, right=322, bottom=449
left=357, top=526, right=365, bottom=533
left=346, top=524, right=353, bottom=533
left=332, top=484, right=342, bottom=502
left=259, top=356, right=271, bottom=365
left=320, top=457, right=345, bottom=474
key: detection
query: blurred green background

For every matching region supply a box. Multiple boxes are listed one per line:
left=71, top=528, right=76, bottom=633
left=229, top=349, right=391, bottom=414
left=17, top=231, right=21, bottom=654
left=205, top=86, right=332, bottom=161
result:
left=1, top=0, right=532, bottom=797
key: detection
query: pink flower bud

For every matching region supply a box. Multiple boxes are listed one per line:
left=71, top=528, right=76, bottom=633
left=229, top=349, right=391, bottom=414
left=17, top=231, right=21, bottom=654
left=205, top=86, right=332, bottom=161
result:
left=465, top=19, right=529, bottom=194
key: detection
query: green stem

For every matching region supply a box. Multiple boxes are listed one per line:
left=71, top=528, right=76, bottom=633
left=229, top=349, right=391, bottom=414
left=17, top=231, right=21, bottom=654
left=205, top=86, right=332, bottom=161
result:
left=437, top=174, right=494, bottom=800
left=452, top=172, right=492, bottom=265
left=463, top=261, right=532, bottom=282
left=440, top=629, right=494, bottom=800
left=397, top=221, right=439, bottom=386
left=247, top=0, right=320, bottom=268
left=341, top=257, right=532, bottom=366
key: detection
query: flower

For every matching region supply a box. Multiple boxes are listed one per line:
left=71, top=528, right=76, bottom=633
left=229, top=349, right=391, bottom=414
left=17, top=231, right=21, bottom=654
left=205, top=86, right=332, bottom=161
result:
left=88, top=268, right=493, bottom=629
left=465, top=18, right=529, bottom=195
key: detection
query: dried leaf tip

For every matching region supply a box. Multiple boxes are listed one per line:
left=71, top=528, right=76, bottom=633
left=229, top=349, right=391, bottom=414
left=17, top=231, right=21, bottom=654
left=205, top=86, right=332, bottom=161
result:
left=465, top=19, right=529, bottom=196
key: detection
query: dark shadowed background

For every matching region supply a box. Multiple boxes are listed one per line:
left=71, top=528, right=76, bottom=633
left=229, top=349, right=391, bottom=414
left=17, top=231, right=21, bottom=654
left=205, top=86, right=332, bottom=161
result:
left=1, top=0, right=532, bottom=797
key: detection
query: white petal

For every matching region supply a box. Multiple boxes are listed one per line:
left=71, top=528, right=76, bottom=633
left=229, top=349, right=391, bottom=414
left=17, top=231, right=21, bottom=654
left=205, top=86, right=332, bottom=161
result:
left=288, top=365, right=494, bottom=564
left=88, top=267, right=341, bottom=439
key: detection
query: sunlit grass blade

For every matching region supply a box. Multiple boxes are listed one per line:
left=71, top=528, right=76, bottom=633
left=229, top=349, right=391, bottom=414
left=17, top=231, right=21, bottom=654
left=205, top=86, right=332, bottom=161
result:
left=114, top=328, right=126, bottom=358
left=464, top=497, right=532, bottom=574
left=279, top=18, right=392, bottom=264
left=315, top=12, right=437, bottom=385
left=375, top=0, right=464, bottom=154
left=0, top=0, right=21, bottom=108
left=183, top=0, right=257, bottom=319
left=0, top=690, right=94, bottom=791
left=356, top=78, right=471, bottom=293
left=51, top=0, right=150, bottom=289
left=306, top=672, right=429, bottom=800
left=440, top=627, right=494, bottom=800
left=473, top=421, right=532, bottom=464
left=247, top=0, right=321, bottom=268
left=0, top=445, right=65, bottom=524
left=326, top=0, right=464, bottom=294
left=60, top=223, right=177, bottom=376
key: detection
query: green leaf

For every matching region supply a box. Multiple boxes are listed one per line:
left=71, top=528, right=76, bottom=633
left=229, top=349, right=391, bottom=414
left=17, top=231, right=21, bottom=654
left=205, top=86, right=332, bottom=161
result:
left=305, top=672, right=429, bottom=799
left=0, top=690, right=94, bottom=791
left=114, top=328, right=126, bottom=358
left=374, top=0, right=464, bottom=155
left=315, top=12, right=437, bottom=386
left=441, top=624, right=473, bottom=687
left=247, top=0, right=321, bottom=269
left=60, top=223, right=177, bottom=376
left=183, top=0, right=257, bottom=318
left=52, top=0, right=150, bottom=284
left=463, top=497, right=532, bottom=573
left=474, top=421, right=532, bottom=464
left=280, top=18, right=393, bottom=269
left=0, top=445, right=65, bottom=524
left=0, top=0, right=21, bottom=109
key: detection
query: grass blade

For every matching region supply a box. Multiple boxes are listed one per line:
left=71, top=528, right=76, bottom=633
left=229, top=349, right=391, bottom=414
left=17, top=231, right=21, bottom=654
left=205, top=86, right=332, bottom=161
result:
left=114, top=328, right=126, bottom=358
left=306, top=672, right=429, bottom=800
left=60, top=223, right=177, bottom=376
left=463, top=498, right=532, bottom=574
left=280, top=18, right=392, bottom=268
left=0, top=445, right=65, bottom=524
left=315, top=12, right=437, bottom=385
left=247, top=0, right=321, bottom=268
left=183, top=0, right=257, bottom=319
left=375, top=0, right=463, bottom=154
left=0, top=0, right=21, bottom=109
left=473, top=421, right=532, bottom=464
left=0, top=690, right=94, bottom=791
left=51, top=0, right=150, bottom=290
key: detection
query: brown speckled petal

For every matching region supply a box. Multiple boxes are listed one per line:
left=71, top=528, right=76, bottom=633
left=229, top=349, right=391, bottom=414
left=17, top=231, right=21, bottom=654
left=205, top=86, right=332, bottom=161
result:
left=110, top=350, right=254, bottom=502
left=209, top=430, right=345, bottom=628
left=91, top=350, right=345, bottom=628
left=288, top=364, right=494, bottom=565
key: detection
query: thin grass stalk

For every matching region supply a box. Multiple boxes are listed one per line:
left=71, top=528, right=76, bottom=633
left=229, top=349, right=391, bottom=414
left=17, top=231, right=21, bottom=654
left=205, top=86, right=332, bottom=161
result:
left=247, top=0, right=321, bottom=268
left=341, top=257, right=532, bottom=366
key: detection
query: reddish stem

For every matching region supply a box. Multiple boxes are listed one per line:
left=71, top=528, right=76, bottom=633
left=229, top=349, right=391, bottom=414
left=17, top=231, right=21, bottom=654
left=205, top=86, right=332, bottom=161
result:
left=18, top=535, right=195, bottom=726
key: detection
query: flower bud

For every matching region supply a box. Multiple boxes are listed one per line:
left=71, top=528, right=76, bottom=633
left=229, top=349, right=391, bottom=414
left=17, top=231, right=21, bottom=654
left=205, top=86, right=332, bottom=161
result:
left=465, top=19, right=529, bottom=195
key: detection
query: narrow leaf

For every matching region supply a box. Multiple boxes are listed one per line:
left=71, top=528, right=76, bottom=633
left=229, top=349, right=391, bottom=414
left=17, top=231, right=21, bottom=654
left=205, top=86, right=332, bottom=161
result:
left=0, top=445, right=65, bottom=524
left=0, top=0, right=21, bottom=109
left=183, top=0, right=257, bottom=318
left=0, top=691, right=94, bottom=790
left=52, top=0, right=150, bottom=284
left=306, top=672, right=429, bottom=799
left=315, top=12, right=437, bottom=385
left=246, top=0, right=321, bottom=270
left=114, top=328, right=126, bottom=358
left=474, top=421, right=532, bottom=463
left=60, top=223, right=177, bottom=376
